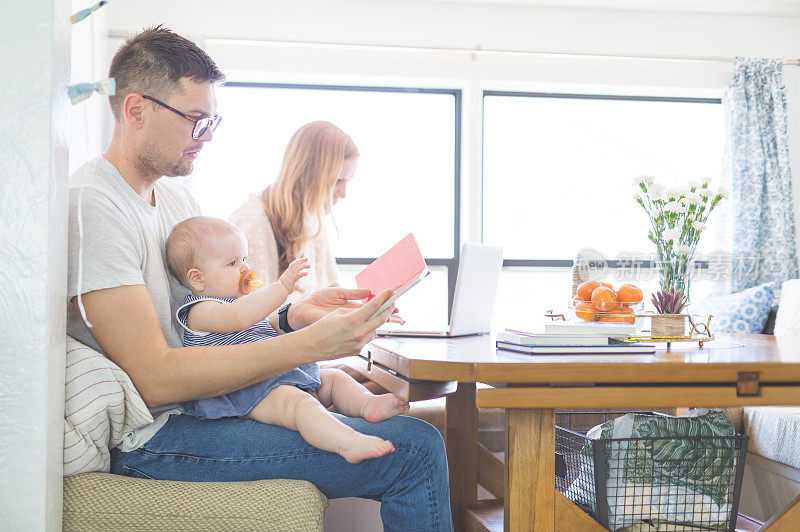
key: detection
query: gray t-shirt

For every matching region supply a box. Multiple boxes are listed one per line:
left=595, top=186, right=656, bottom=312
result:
left=67, top=156, right=200, bottom=449
left=67, top=156, right=199, bottom=349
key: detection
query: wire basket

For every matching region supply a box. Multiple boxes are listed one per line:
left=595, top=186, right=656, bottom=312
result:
left=555, top=411, right=748, bottom=531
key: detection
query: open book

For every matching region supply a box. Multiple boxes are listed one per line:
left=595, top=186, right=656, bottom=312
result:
left=356, top=233, right=430, bottom=320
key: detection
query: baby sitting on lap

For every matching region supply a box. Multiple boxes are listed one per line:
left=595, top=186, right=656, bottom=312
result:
left=166, top=216, right=410, bottom=463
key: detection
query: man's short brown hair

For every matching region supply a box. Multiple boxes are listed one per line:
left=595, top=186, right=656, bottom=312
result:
left=108, top=25, right=224, bottom=120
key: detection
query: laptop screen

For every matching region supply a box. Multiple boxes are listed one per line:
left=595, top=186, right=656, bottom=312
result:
left=448, top=243, right=504, bottom=336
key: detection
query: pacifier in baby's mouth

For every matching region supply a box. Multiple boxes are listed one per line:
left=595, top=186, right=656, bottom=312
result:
left=239, top=268, right=264, bottom=295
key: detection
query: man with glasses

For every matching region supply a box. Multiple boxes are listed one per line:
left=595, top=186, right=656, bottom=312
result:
left=67, top=26, right=452, bottom=532
left=141, top=94, right=222, bottom=141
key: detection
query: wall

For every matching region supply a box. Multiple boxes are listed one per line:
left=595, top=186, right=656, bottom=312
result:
left=103, top=0, right=800, bottom=247
left=0, top=0, right=70, bottom=529
left=70, top=2, right=112, bottom=172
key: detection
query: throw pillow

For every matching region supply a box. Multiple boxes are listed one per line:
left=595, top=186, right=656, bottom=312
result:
left=692, top=282, right=775, bottom=334
left=64, top=336, right=153, bottom=476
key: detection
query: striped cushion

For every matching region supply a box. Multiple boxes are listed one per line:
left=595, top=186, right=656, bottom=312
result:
left=775, top=279, right=800, bottom=336
left=744, top=407, right=800, bottom=469
left=63, top=336, right=153, bottom=476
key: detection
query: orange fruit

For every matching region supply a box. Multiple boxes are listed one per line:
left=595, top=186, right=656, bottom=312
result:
left=616, top=306, right=636, bottom=324
left=572, top=296, right=582, bottom=307
left=617, top=283, right=643, bottom=304
left=591, top=286, right=617, bottom=312
left=600, top=282, right=614, bottom=290
left=574, top=301, right=597, bottom=322
left=576, top=281, right=601, bottom=301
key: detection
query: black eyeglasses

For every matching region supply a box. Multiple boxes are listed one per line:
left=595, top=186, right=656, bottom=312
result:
left=142, top=95, right=222, bottom=140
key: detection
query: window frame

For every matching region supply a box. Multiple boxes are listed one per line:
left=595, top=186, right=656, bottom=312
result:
left=481, top=89, right=723, bottom=272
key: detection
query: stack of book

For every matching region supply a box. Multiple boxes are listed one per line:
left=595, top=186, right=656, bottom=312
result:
left=496, top=322, right=655, bottom=355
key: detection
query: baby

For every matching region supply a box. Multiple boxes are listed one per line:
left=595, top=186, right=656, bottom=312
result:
left=166, top=216, right=410, bottom=463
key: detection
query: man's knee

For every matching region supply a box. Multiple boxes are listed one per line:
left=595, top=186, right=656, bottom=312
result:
left=417, top=418, right=446, bottom=449
left=394, top=416, right=446, bottom=450
left=391, top=417, right=449, bottom=480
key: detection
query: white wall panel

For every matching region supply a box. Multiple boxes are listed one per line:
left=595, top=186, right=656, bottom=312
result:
left=0, top=0, right=70, bottom=530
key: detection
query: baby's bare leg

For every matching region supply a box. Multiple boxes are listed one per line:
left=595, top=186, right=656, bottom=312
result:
left=247, top=385, right=395, bottom=464
left=317, top=368, right=410, bottom=423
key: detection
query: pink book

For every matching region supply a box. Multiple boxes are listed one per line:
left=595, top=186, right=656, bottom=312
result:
left=356, top=234, right=430, bottom=318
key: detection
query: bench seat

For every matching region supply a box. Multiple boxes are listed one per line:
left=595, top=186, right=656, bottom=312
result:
left=63, top=472, right=328, bottom=531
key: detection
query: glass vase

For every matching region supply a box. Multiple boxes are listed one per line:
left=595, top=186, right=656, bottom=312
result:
left=657, top=251, right=691, bottom=305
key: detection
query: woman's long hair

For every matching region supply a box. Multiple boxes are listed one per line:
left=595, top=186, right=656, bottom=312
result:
left=261, top=121, right=359, bottom=274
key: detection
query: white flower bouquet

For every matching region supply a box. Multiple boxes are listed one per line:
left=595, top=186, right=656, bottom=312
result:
left=634, top=176, right=726, bottom=299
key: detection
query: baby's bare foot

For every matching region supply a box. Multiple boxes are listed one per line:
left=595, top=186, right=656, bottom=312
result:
left=339, top=434, right=395, bottom=464
left=363, top=394, right=410, bottom=423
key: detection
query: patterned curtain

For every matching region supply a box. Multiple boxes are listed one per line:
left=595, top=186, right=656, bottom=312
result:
left=724, top=58, right=798, bottom=291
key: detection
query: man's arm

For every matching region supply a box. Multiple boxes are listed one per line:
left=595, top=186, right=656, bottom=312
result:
left=76, top=285, right=394, bottom=407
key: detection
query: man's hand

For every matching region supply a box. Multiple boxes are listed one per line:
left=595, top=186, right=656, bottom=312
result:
left=287, top=287, right=373, bottom=330
left=297, top=289, right=396, bottom=361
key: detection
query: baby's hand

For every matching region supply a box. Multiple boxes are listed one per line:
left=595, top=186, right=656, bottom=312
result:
left=280, top=258, right=310, bottom=292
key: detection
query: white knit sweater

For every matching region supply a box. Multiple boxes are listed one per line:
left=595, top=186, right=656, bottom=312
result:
left=229, top=195, right=340, bottom=302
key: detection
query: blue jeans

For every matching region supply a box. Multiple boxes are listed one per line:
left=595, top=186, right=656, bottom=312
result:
left=110, top=413, right=453, bottom=532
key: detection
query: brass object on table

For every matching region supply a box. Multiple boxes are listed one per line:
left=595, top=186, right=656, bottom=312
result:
left=615, top=313, right=714, bottom=349
left=543, top=310, right=715, bottom=349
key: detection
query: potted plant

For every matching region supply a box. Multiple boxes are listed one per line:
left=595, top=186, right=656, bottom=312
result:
left=650, top=287, right=688, bottom=337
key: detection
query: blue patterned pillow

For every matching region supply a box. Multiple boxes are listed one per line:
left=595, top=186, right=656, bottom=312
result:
left=693, top=282, right=776, bottom=334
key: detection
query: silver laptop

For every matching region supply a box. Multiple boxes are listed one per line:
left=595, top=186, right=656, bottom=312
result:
left=376, top=242, right=503, bottom=338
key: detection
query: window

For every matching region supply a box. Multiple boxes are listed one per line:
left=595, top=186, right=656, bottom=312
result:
left=182, top=84, right=727, bottom=328
left=184, top=83, right=460, bottom=323
left=482, top=92, right=726, bottom=326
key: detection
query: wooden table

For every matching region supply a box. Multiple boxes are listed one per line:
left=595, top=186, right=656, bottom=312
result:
left=346, top=333, right=800, bottom=531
